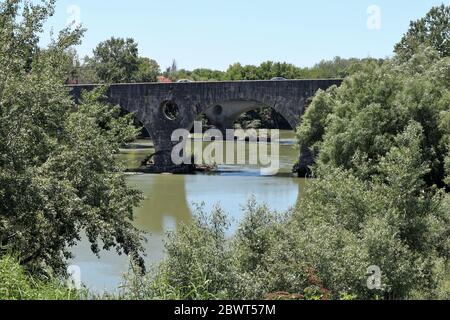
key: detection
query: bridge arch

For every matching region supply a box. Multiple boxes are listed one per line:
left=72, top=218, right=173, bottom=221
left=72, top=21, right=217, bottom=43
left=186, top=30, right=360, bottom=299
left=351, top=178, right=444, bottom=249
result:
left=197, top=99, right=294, bottom=133
left=69, top=79, right=343, bottom=172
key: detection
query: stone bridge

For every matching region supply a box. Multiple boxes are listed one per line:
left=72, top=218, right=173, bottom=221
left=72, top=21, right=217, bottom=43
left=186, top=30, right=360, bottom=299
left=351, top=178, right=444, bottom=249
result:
left=70, top=79, right=342, bottom=173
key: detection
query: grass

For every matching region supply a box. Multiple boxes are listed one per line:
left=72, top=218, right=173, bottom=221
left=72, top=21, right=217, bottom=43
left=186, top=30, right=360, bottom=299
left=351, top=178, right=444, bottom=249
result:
left=0, top=255, right=83, bottom=300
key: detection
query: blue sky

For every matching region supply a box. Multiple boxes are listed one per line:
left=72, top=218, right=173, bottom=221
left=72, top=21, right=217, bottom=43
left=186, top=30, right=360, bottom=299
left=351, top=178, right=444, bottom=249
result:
left=41, top=0, right=449, bottom=71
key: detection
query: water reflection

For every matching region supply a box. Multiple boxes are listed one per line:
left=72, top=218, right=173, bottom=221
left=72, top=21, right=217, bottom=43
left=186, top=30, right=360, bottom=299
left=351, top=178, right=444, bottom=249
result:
left=131, top=174, right=192, bottom=233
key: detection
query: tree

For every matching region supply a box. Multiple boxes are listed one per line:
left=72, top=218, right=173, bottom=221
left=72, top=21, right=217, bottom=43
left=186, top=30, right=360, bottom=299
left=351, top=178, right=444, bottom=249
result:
left=92, top=37, right=139, bottom=83
left=59, top=48, right=81, bottom=84
left=135, top=57, right=160, bottom=82
left=293, top=123, right=449, bottom=299
left=91, top=37, right=160, bottom=83
left=293, top=8, right=450, bottom=297
left=0, top=0, right=144, bottom=275
left=395, top=5, right=450, bottom=61
left=78, top=55, right=99, bottom=84
left=190, top=68, right=225, bottom=81
left=298, top=48, right=450, bottom=186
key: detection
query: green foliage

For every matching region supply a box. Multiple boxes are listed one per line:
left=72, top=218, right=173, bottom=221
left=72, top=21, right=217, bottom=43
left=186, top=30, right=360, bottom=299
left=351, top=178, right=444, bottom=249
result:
left=90, top=37, right=160, bottom=83
left=162, top=57, right=371, bottom=83
left=298, top=48, right=450, bottom=186
left=58, top=48, right=82, bottom=84
left=293, top=7, right=450, bottom=299
left=0, top=0, right=144, bottom=275
left=230, top=200, right=319, bottom=300
left=135, top=57, right=160, bottom=82
left=190, top=68, right=225, bottom=81
left=440, top=108, right=450, bottom=185
left=121, top=200, right=340, bottom=300
left=0, top=255, right=82, bottom=300
left=121, top=204, right=236, bottom=300
left=153, top=204, right=236, bottom=299
left=92, top=37, right=138, bottom=82
left=222, top=58, right=372, bottom=81
left=294, top=123, right=449, bottom=299
left=297, top=87, right=338, bottom=157
left=395, top=5, right=450, bottom=61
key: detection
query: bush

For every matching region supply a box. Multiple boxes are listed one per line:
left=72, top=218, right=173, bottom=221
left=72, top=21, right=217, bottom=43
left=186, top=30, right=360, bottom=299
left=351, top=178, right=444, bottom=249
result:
left=0, top=255, right=82, bottom=300
left=120, top=200, right=352, bottom=300
left=121, top=204, right=238, bottom=300
left=294, top=123, right=449, bottom=299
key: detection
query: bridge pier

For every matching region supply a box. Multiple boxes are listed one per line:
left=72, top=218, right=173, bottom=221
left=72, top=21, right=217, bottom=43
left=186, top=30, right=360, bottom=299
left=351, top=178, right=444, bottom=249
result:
left=148, top=128, right=196, bottom=174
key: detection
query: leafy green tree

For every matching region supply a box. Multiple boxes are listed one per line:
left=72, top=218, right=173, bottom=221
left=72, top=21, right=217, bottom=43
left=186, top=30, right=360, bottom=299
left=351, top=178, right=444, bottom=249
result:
left=298, top=48, right=450, bottom=186
left=306, top=57, right=382, bottom=79
left=135, top=57, right=160, bottom=82
left=190, top=68, right=225, bottom=81
left=293, top=7, right=450, bottom=298
left=293, top=123, right=449, bottom=299
left=440, top=110, right=450, bottom=185
left=91, top=37, right=160, bottom=83
left=121, top=205, right=237, bottom=300
left=0, top=0, right=144, bottom=275
left=395, top=5, right=450, bottom=61
left=78, top=55, right=99, bottom=83
left=92, top=37, right=139, bottom=82
left=59, top=48, right=81, bottom=84
left=254, top=61, right=305, bottom=80
left=224, top=63, right=260, bottom=80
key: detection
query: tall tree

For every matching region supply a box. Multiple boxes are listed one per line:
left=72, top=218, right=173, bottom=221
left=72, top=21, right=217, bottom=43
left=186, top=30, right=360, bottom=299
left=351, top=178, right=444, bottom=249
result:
left=135, top=57, right=160, bottom=82
left=0, top=0, right=144, bottom=275
left=92, top=37, right=139, bottom=83
left=91, top=37, right=159, bottom=83
left=395, top=4, right=450, bottom=61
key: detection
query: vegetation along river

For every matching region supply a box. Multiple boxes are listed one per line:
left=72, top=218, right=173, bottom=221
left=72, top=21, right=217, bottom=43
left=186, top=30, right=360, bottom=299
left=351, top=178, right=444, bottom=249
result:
left=70, top=130, right=306, bottom=292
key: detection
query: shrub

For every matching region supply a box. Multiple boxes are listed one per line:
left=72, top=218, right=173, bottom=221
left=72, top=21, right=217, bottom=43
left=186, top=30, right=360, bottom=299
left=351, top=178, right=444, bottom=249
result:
left=293, top=123, right=449, bottom=299
left=0, top=255, right=82, bottom=300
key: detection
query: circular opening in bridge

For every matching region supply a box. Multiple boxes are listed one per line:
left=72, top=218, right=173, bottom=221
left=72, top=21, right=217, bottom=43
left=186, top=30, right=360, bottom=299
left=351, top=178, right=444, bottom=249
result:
left=212, top=105, right=223, bottom=116
left=161, top=100, right=179, bottom=121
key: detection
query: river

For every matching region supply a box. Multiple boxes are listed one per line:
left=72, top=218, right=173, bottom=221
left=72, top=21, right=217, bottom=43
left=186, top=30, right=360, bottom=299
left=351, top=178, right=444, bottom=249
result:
left=70, top=130, right=305, bottom=292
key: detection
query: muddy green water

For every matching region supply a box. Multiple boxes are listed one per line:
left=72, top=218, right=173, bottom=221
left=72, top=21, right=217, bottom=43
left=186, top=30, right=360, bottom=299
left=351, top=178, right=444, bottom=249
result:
left=70, top=131, right=306, bottom=292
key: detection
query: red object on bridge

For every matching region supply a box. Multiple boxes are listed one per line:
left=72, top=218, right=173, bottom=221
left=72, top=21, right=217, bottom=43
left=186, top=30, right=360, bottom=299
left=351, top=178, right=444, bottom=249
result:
left=157, top=76, right=172, bottom=83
